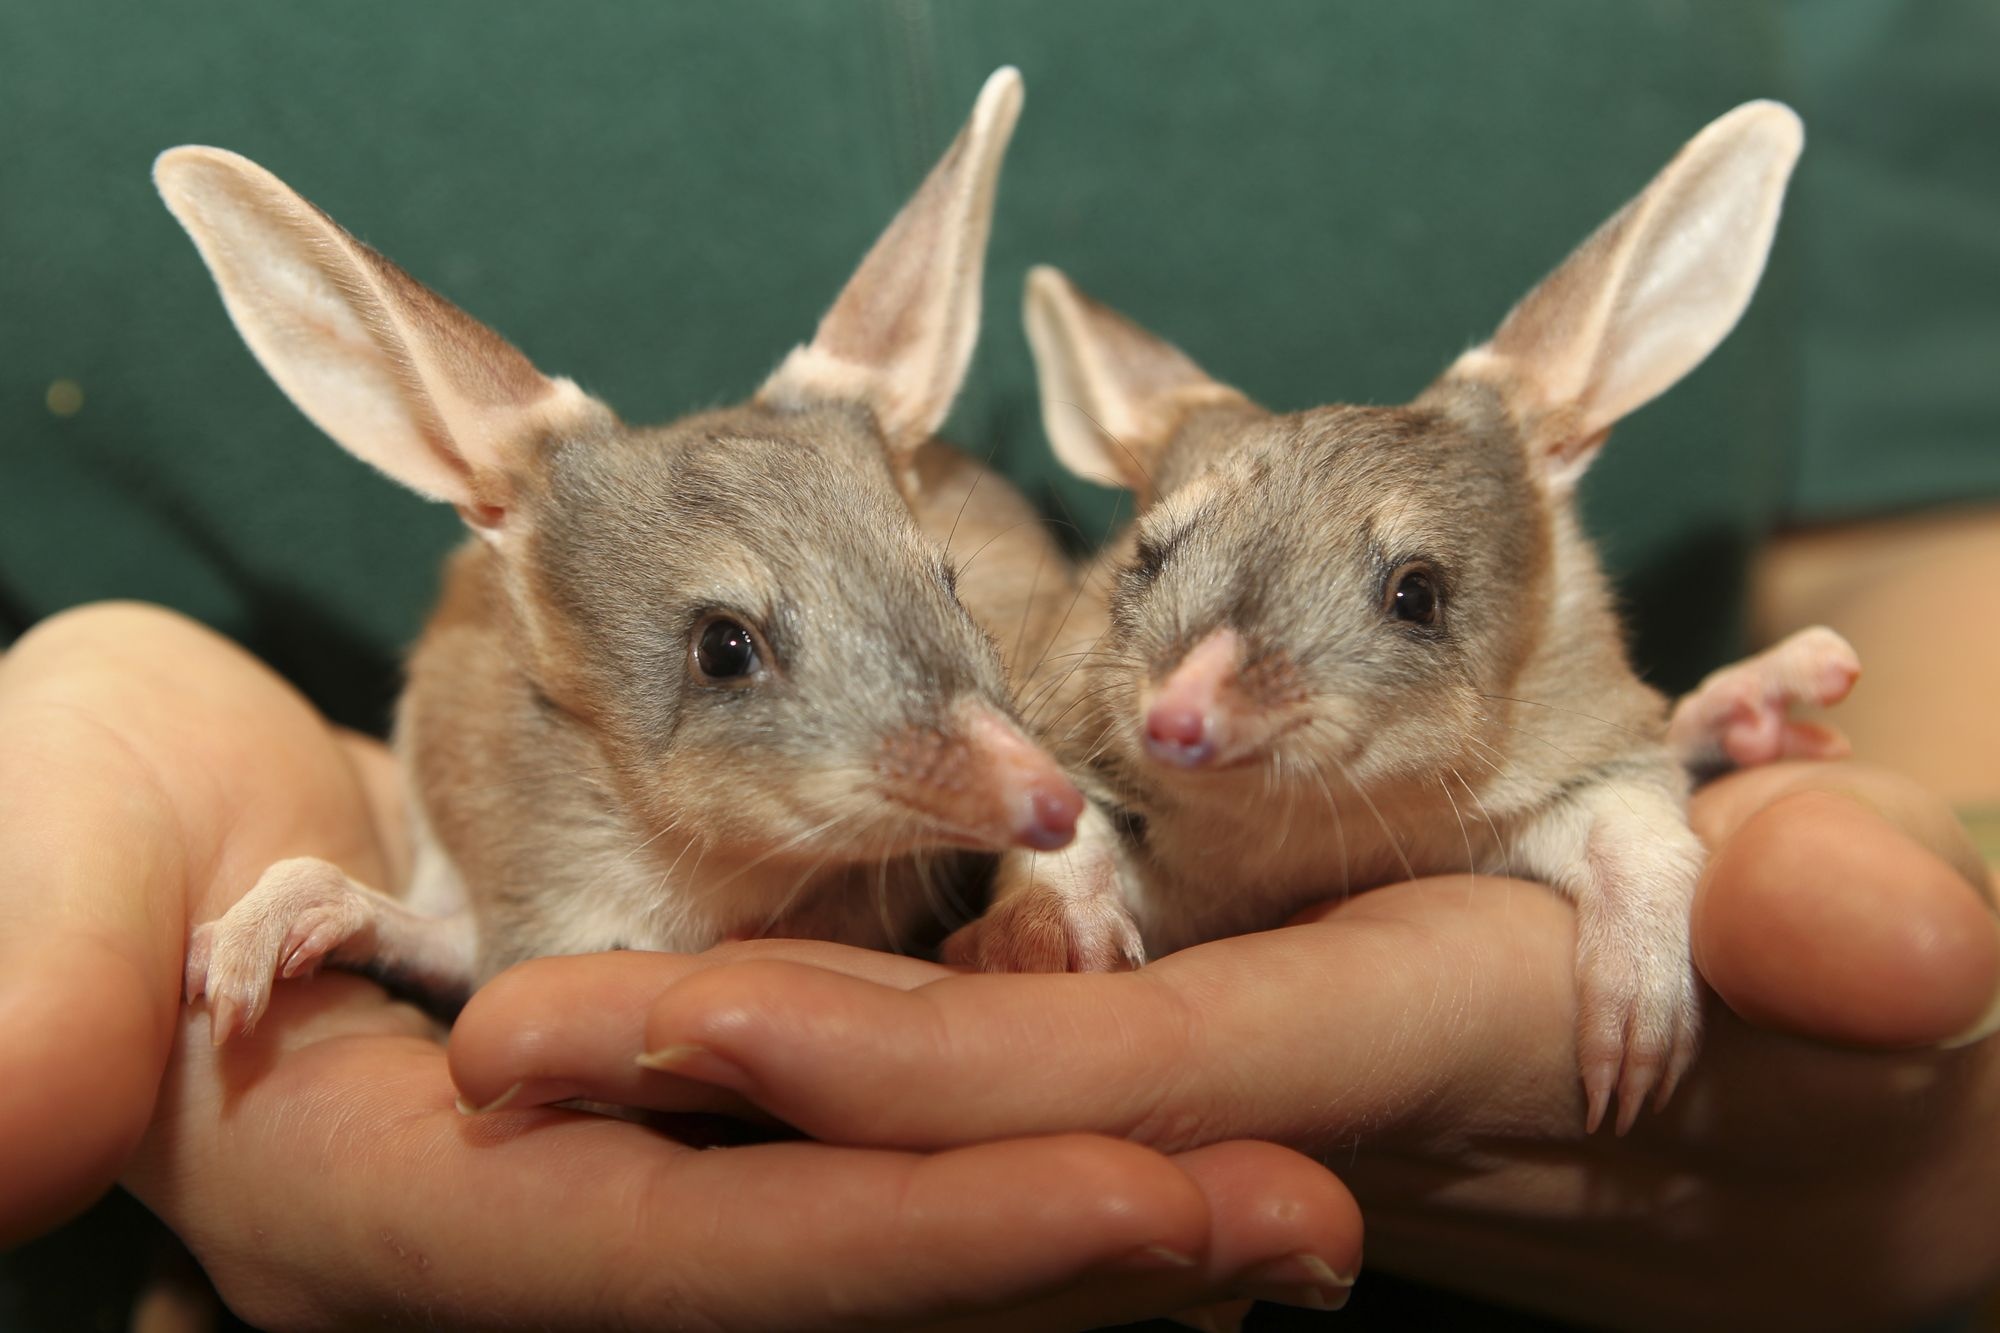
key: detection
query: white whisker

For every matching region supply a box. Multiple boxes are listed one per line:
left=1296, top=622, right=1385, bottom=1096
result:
left=1330, top=753, right=1416, bottom=884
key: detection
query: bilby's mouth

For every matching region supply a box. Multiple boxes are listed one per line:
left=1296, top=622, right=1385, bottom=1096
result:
left=876, top=782, right=1080, bottom=853
left=873, top=707, right=1083, bottom=852
left=875, top=788, right=1014, bottom=852
left=1133, top=712, right=1313, bottom=775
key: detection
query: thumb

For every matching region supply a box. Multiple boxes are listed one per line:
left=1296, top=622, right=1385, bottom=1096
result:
left=1690, top=764, right=1999, bottom=1049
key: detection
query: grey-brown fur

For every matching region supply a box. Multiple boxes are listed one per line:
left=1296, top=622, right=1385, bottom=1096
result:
left=1055, top=381, right=1677, bottom=952
left=171, top=69, right=1081, bottom=1039
left=405, top=401, right=1018, bottom=978
left=993, top=103, right=1811, bottom=1132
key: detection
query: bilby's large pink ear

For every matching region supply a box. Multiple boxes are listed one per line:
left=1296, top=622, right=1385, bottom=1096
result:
left=1450, top=101, right=1804, bottom=491
left=1023, top=266, right=1251, bottom=500
left=756, top=67, right=1022, bottom=454
left=155, top=146, right=608, bottom=531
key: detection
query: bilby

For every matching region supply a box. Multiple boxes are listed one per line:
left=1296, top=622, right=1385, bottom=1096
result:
left=170, top=69, right=1086, bottom=1040
left=961, top=102, right=1859, bottom=1134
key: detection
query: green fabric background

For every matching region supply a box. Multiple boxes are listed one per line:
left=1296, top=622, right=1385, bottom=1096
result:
left=1788, top=0, right=2000, bottom=517
left=5, top=0, right=1994, bottom=734
left=2, top=3, right=1997, bottom=1329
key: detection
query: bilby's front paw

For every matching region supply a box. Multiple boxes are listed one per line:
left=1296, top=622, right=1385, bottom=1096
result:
left=1573, top=933, right=1702, bottom=1137
left=944, top=847, right=1145, bottom=973
left=185, top=857, right=369, bottom=1043
left=944, top=886, right=1146, bottom=972
left=1669, top=625, right=1861, bottom=771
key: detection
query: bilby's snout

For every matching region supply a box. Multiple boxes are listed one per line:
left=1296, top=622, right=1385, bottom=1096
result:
left=876, top=703, right=1081, bottom=852
left=964, top=705, right=1083, bottom=849
left=1142, top=628, right=1241, bottom=769
left=1145, top=702, right=1214, bottom=767
left=1012, top=774, right=1086, bottom=850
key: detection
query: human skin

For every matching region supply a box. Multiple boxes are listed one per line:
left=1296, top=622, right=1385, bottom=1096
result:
left=446, top=513, right=2000, bottom=1331
left=6, top=511, right=1995, bottom=1329
left=1751, top=504, right=2000, bottom=807
left=447, top=767, right=1999, bottom=1330
left=0, top=603, right=1363, bottom=1330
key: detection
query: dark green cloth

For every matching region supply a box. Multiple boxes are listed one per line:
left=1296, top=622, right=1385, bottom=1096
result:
left=3, top=3, right=1997, bottom=1329
left=5, top=1, right=1996, bottom=724
left=1787, top=0, right=2000, bottom=518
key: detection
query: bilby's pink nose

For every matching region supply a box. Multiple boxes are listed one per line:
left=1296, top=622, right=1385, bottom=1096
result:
left=1019, top=783, right=1084, bottom=851
left=1144, top=628, right=1241, bottom=769
left=1145, top=703, right=1213, bottom=767
left=964, top=706, right=1082, bottom=851
left=878, top=708, right=1082, bottom=853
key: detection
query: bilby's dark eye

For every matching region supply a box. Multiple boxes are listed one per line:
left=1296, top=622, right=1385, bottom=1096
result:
left=1385, top=562, right=1440, bottom=626
left=692, top=617, right=761, bottom=682
left=1132, top=525, right=1188, bottom=584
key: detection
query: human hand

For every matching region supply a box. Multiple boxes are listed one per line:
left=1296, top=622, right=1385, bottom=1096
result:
left=1, top=604, right=1362, bottom=1329
left=449, top=762, right=2000, bottom=1329
left=133, top=968, right=1366, bottom=1330
left=0, top=601, right=402, bottom=1246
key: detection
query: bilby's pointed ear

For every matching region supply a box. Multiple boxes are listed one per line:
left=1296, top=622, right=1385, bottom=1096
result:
left=155, top=146, right=609, bottom=532
left=756, top=66, right=1022, bottom=454
left=1023, top=266, right=1251, bottom=499
left=1449, top=101, right=1803, bottom=491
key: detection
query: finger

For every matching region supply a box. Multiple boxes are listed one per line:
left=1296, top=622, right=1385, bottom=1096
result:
left=1166, top=1141, right=1362, bottom=1309
left=138, top=986, right=1362, bottom=1331
left=449, top=944, right=951, bottom=1113
left=596, top=879, right=1582, bottom=1154
left=1692, top=759, right=1992, bottom=894
left=631, top=1134, right=1221, bottom=1328
left=0, top=608, right=220, bottom=1241
left=929, top=1140, right=1363, bottom=1332
left=0, top=932, right=164, bottom=1246
left=1694, top=785, right=2000, bottom=1047
left=0, top=605, right=397, bottom=1242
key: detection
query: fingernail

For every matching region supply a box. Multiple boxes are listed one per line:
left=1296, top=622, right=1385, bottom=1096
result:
left=635, top=1042, right=751, bottom=1093
left=1121, top=1243, right=1199, bottom=1271
left=1101, top=1242, right=1199, bottom=1276
left=1231, top=1253, right=1356, bottom=1310
left=454, top=1081, right=524, bottom=1116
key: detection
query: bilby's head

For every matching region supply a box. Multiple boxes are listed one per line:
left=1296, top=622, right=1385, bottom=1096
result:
left=157, top=68, right=1083, bottom=874
left=1027, top=102, right=1803, bottom=796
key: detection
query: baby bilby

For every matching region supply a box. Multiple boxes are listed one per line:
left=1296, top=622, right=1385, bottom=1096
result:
left=171, top=69, right=1087, bottom=1040
left=961, top=102, right=1860, bottom=1134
